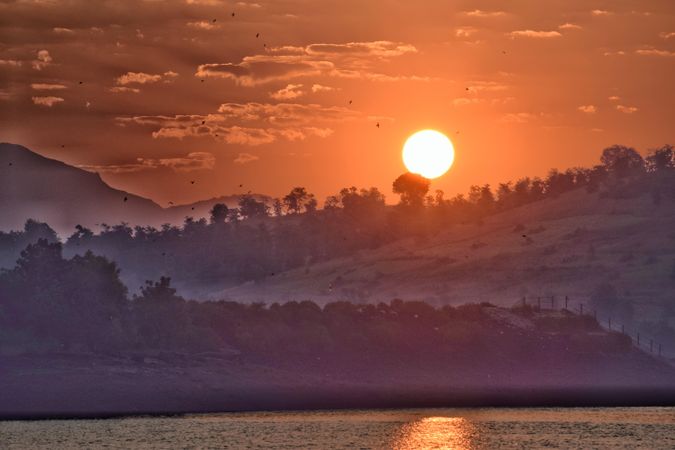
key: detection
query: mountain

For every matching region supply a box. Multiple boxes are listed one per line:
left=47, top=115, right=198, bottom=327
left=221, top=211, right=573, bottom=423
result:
left=0, top=143, right=266, bottom=235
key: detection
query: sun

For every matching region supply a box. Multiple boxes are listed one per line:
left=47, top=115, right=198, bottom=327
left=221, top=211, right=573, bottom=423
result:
left=402, top=129, right=455, bottom=179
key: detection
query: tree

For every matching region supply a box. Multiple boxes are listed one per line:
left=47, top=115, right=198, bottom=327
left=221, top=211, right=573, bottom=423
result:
left=283, top=187, right=315, bottom=214
left=133, top=277, right=189, bottom=349
left=209, top=203, right=229, bottom=224
left=22, top=219, right=58, bottom=244
left=238, top=195, right=269, bottom=219
left=392, top=172, right=430, bottom=208
left=645, top=145, right=674, bottom=173
left=272, top=198, right=283, bottom=217
left=600, top=145, right=644, bottom=177
left=329, top=186, right=386, bottom=218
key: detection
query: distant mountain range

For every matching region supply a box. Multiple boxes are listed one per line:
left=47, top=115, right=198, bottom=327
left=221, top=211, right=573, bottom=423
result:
left=0, top=143, right=268, bottom=235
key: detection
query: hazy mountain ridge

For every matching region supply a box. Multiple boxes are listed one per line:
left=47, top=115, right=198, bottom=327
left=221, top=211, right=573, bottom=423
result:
left=0, top=143, right=267, bottom=234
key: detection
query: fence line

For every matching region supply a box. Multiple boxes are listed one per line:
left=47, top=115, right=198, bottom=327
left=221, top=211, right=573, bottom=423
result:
left=517, top=295, right=669, bottom=360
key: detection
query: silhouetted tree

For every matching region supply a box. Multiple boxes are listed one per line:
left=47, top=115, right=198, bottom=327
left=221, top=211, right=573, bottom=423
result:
left=645, top=145, right=674, bottom=173
left=600, top=145, right=645, bottom=177
left=209, top=203, right=229, bottom=224
left=392, top=172, right=430, bottom=208
left=238, top=195, right=269, bottom=219
left=283, top=187, right=315, bottom=214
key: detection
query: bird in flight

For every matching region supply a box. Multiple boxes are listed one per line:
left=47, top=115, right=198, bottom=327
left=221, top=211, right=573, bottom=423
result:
left=123, top=196, right=128, bottom=202
left=256, top=33, right=260, bottom=38
left=231, top=12, right=235, bottom=17
left=376, top=122, right=380, bottom=128
left=348, top=100, right=353, bottom=105
left=190, top=181, right=195, bottom=185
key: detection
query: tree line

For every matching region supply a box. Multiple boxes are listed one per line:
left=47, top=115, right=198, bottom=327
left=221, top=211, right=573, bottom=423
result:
left=1, top=240, right=617, bottom=359
left=0, top=144, right=672, bottom=296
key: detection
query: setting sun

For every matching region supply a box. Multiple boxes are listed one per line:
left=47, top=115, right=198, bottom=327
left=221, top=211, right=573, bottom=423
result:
left=402, top=130, right=455, bottom=179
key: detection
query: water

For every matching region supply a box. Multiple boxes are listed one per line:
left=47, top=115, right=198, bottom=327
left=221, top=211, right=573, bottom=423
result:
left=1, top=407, right=674, bottom=449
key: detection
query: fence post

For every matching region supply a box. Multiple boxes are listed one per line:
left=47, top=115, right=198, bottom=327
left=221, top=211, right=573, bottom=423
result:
left=565, top=295, right=568, bottom=310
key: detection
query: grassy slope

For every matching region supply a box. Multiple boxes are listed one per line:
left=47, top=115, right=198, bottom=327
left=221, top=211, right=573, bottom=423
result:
left=220, top=189, right=675, bottom=326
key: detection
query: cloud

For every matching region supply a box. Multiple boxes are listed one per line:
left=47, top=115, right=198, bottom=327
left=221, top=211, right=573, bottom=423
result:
left=0, top=59, right=22, bottom=67
left=109, top=86, right=141, bottom=93
left=591, top=9, right=612, bottom=16
left=187, top=21, right=218, bottom=30
left=113, top=71, right=178, bottom=91
left=578, top=105, right=596, bottom=114
left=269, top=83, right=304, bottom=100
left=53, top=27, right=74, bottom=34
left=305, top=41, right=417, bottom=57
left=31, top=83, right=67, bottom=90
left=603, top=50, right=626, bottom=56
left=465, top=81, right=509, bottom=92
left=499, top=113, right=537, bottom=124
left=559, top=23, right=582, bottom=30
left=195, top=40, right=419, bottom=85
left=311, top=84, right=337, bottom=93
left=216, top=102, right=359, bottom=124
left=115, top=72, right=162, bottom=85
left=608, top=96, right=620, bottom=101
left=78, top=152, right=215, bottom=174
left=236, top=1, right=262, bottom=7
left=509, top=30, right=562, bottom=39
left=616, top=105, right=638, bottom=114
left=32, top=96, right=64, bottom=107
left=233, top=153, right=259, bottom=164
left=462, top=10, right=506, bottom=18
left=455, top=27, right=478, bottom=38
left=660, top=32, right=675, bottom=39
left=452, top=97, right=483, bottom=106
left=635, top=48, right=675, bottom=57
left=32, top=50, right=52, bottom=70
left=117, top=102, right=354, bottom=145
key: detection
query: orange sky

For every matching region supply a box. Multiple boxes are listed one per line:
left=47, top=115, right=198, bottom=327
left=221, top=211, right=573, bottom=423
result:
left=1, top=0, right=673, bottom=205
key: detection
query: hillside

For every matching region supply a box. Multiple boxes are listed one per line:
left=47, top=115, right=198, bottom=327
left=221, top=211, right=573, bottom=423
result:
left=219, top=188, right=675, bottom=348
left=0, top=143, right=265, bottom=235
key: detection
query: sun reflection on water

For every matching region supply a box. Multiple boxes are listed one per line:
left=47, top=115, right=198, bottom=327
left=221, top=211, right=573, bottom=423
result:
left=391, top=416, right=477, bottom=449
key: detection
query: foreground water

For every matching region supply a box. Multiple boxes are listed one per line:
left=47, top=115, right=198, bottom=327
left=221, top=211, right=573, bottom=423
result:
left=1, top=407, right=674, bottom=449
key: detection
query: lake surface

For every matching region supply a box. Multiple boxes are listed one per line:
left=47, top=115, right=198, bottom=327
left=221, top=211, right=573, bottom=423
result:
left=1, top=407, right=674, bottom=449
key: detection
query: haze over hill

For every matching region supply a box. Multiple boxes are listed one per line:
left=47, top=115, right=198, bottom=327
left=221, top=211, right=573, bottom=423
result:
left=0, top=143, right=267, bottom=235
